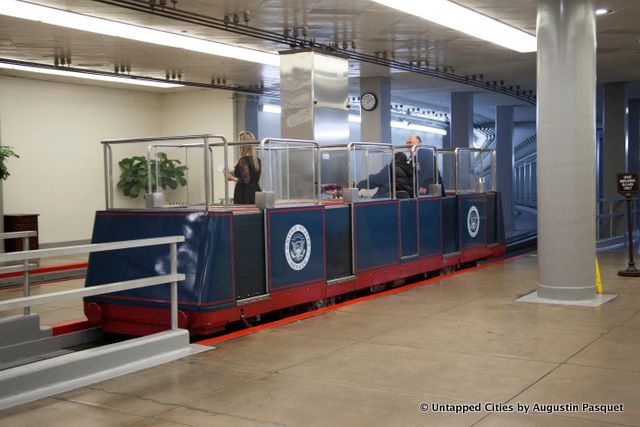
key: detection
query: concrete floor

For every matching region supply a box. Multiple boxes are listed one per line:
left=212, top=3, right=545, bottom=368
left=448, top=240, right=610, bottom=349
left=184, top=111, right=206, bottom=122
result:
left=1, top=249, right=640, bottom=426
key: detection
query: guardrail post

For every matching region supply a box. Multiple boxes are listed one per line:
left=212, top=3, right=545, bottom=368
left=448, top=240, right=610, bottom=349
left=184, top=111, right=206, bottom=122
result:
left=170, top=242, right=178, bottom=330
left=22, top=237, right=30, bottom=316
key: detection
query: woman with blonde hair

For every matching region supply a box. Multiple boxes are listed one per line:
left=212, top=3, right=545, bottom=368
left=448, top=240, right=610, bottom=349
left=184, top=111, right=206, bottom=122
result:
left=228, top=131, right=261, bottom=204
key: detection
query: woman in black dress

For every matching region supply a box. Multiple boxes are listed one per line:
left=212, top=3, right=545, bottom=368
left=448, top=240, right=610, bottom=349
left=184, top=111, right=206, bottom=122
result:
left=228, top=131, right=261, bottom=204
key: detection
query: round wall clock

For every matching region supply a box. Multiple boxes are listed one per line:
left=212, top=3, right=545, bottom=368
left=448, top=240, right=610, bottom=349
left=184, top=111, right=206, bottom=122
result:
left=360, top=92, right=378, bottom=111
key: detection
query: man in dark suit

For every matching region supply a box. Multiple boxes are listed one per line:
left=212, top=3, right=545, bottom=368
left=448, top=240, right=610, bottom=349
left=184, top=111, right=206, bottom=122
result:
left=406, top=135, right=446, bottom=196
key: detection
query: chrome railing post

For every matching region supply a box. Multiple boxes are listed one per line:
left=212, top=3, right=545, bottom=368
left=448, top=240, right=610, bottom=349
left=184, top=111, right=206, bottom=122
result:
left=103, top=143, right=110, bottom=209
left=22, top=236, right=30, bottom=316
left=170, top=242, right=178, bottom=330
left=222, top=136, right=228, bottom=207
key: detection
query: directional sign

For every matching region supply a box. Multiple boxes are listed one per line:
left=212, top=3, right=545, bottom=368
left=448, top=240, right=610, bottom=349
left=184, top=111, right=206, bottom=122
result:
left=617, top=173, right=639, bottom=197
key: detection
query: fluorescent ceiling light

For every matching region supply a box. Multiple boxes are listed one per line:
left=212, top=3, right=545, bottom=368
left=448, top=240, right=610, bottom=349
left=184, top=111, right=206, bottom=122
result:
left=264, top=107, right=446, bottom=136
left=0, top=62, right=182, bottom=88
left=0, top=0, right=280, bottom=66
left=595, top=8, right=610, bottom=15
left=392, top=120, right=448, bottom=136
left=262, top=104, right=281, bottom=114
left=371, top=0, right=536, bottom=53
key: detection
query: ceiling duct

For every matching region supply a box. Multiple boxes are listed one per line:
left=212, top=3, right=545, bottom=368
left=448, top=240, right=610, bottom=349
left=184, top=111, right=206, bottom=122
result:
left=279, top=49, right=348, bottom=145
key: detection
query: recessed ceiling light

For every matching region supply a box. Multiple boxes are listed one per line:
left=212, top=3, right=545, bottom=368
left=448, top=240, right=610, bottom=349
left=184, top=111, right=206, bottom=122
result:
left=261, top=104, right=281, bottom=114
left=371, top=0, right=536, bottom=53
left=0, top=0, right=280, bottom=66
left=0, top=62, right=183, bottom=88
left=595, top=8, right=610, bottom=15
left=262, top=105, right=447, bottom=136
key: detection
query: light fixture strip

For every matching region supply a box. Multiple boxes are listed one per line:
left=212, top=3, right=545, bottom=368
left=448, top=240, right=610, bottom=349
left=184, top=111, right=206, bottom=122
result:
left=0, top=61, right=183, bottom=88
left=0, top=0, right=280, bottom=66
left=371, top=0, right=536, bottom=53
left=262, top=105, right=446, bottom=136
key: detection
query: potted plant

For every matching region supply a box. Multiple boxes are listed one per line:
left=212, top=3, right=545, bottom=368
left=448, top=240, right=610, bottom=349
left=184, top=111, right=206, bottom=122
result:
left=0, top=146, right=19, bottom=181
left=117, top=152, right=187, bottom=198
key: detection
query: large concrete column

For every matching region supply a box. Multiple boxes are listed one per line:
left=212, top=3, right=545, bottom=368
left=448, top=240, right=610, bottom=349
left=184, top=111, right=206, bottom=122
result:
left=496, top=106, right=514, bottom=234
left=449, top=92, right=474, bottom=148
left=360, top=77, right=391, bottom=143
left=628, top=99, right=640, bottom=173
left=536, top=0, right=597, bottom=300
left=602, top=82, right=628, bottom=196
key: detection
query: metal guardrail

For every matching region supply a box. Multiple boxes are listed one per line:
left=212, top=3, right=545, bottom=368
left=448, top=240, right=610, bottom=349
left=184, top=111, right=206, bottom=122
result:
left=597, top=197, right=639, bottom=242
left=102, top=134, right=228, bottom=211
left=0, top=231, right=37, bottom=315
left=259, top=138, right=322, bottom=205
left=0, top=236, right=186, bottom=330
left=438, top=147, right=497, bottom=194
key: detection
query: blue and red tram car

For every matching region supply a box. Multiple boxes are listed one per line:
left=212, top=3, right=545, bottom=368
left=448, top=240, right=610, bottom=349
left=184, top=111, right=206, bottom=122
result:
left=84, top=137, right=504, bottom=335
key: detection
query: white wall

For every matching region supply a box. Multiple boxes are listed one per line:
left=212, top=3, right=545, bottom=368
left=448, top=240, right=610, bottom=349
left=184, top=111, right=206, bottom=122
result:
left=0, top=77, right=237, bottom=245
left=0, top=76, right=162, bottom=244
left=159, top=89, right=235, bottom=205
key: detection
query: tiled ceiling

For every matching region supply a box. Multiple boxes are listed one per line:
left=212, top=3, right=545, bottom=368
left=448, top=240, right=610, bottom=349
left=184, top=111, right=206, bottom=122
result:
left=1, top=0, right=640, bottom=119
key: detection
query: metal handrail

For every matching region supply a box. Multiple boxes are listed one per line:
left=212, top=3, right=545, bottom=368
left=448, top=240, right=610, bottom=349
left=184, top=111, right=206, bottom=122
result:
left=260, top=138, right=321, bottom=205
left=348, top=142, right=393, bottom=201
left=0, top=230, right=37, bottom=315
left=0, top=274, right=182, bottom=312
left=411, top=145, right=438, bottom=198
left=0, top=236, right=186, bottom=329
left=145, top=142, right=215, bottom=207
left=102, top=134, right=227, bottom=211
left=0, top=231, right=36, bottom=240
left=596, top=197, right=640, bottom=241
left=437, top=147, right=496, bottom=194
left=0, top=236, right=184, bottom=263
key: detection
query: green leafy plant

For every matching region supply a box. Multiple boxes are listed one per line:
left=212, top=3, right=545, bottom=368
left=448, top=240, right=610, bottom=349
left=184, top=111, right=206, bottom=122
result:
left=117, top=152, right=187, bottom=198
left=0, top=146, right=19, bottom=181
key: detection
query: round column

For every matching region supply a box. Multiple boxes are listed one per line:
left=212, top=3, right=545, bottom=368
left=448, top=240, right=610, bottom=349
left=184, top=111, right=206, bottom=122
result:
left=537, top=0, right=597, bottom=300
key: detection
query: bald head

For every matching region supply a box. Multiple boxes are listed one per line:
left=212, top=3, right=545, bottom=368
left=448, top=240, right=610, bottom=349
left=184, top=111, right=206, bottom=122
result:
left=406, top=135, right=421, bottom=147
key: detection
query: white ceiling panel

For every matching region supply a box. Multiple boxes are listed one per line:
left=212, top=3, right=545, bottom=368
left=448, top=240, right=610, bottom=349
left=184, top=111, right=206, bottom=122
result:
left=0, top=0, right=639, bottom=115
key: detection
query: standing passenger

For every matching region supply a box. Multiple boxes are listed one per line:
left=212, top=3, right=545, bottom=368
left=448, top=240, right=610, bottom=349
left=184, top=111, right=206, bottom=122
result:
left=228, top=131, right=261, bottom=204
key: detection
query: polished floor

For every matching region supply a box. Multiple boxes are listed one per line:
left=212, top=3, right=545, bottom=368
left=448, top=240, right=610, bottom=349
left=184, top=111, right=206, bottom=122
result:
left=1, top=249, right=640, bottom=426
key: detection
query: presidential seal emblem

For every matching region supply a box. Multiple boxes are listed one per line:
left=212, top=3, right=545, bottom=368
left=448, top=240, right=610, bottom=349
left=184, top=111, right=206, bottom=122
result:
left=285, top=224, right=311, bottom=270
left=467, top=206, right=480, bottom=238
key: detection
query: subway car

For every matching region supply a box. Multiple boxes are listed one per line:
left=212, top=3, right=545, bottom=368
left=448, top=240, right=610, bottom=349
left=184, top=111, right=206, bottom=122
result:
left=83, top=136, right=505, bottom=335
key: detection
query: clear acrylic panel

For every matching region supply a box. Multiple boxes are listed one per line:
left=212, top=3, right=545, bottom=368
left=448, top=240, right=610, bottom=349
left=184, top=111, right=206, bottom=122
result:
left=413, top=146, right=437, bottom=197
left=109, top=140, right=210, bottom=209
left=456, top=149, right=483, bottom=193
left=446, top=148, right=497, bottom=194
left=259, top=140, right=318, bottom=204
left=437, top=150, right=457, bottom=194
left=350, top=143, right=393, bottom=200
left=319, top=146, right=349, bottom=200
left=392, top=146, right=415, bottom=198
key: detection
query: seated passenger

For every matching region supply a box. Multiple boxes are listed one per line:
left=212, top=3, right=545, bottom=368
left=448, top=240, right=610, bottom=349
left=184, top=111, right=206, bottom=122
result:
left=227, top=131, right=261, bottom=204
left=357, top=152, right=415, bottom=199
left=357, top=165, right=390, bottom=198
left=394, top=151, right=414, bottom=198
